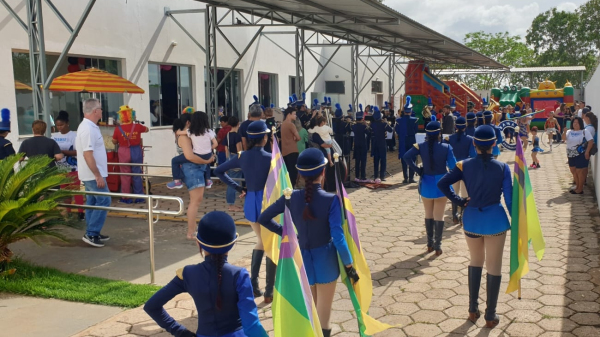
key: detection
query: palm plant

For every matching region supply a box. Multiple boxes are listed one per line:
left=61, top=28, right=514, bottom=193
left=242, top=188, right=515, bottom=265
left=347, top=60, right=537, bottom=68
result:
left=0, top=154, right=79, bottom=275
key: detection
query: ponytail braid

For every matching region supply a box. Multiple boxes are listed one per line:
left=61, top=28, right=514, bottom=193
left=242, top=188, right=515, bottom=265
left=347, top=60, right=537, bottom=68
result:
left=457, top=128, right=463, bottom=142
left=476, top=144, right=493, bottom=168
left=427, top=135, right=437, bottom=170
left=302, top=176, right=317, bottom=220
left=214, top=254, right=226, bottom=310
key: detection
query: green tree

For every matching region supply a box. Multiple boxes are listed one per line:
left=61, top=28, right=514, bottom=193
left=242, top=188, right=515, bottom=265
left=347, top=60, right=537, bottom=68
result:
left=577, top=0, right=600, bottom=51
left=450, top=31, right=534, bottom=90
left=526, top=7, right=598, bottom=87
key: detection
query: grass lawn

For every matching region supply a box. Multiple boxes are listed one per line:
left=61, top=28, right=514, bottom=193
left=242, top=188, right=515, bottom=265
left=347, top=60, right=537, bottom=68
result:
left=0, top=259, right=161, bottom=308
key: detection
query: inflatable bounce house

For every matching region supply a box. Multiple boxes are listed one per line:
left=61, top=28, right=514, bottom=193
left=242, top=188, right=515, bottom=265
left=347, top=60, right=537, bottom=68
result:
left=404, top=60, right=484, bottom=127
left=491, top=79, right=574, bottom=129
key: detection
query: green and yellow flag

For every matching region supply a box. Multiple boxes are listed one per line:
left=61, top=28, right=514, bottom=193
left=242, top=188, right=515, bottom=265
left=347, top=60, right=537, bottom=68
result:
left=507, top=137, right=545, bottom=294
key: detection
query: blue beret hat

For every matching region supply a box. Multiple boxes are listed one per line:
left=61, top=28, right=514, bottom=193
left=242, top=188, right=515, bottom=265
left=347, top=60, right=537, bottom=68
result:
left=355, top=111, right=364, bottom=120
left=296, top=148, right=328, bottom=177
left=473, top=125, right=497, bottom=146
left=247, top=120, right=269, bottom=139
left=196, top=211, right=239, bottom=254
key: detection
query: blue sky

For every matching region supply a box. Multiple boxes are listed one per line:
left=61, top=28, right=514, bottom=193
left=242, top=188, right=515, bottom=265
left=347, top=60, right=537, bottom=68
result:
left=383, top=0, right=588, bottom=43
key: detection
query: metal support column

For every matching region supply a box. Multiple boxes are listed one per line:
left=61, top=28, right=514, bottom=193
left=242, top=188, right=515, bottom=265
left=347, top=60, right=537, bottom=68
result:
left=389, top=53, right=395, bottom=109
left=205, top=5, right=218, bottom=126
left=351, top=45, right=359, bottom=109
left=295, top=28, right=305, bottom=95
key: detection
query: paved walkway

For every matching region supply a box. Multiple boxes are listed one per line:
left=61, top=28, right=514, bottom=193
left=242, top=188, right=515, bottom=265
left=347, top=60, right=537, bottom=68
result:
left=66, top=148, right=600, bottom=336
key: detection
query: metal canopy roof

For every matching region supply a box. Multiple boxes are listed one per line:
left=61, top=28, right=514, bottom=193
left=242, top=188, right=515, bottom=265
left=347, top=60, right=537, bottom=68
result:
left=437, top=66, right=586, bottom=75
left=195, top=0, right=506, bottom=69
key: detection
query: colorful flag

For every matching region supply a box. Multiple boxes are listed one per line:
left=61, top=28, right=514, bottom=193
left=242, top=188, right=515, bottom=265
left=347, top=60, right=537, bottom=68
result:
left=272, top=200, right=323, bottom=337
left=334, top=165, right=395, bottom=336
left=507, top=137, right=545, bottom=294
left=261, top=135, right=291, bottom=264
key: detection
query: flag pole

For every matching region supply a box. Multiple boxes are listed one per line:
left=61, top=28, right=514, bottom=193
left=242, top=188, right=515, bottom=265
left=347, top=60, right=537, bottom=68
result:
left=518, top=280, right=521, bottom=300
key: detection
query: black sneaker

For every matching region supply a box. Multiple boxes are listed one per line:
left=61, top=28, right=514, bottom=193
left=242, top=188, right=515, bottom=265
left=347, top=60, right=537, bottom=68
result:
left=78, top=213, right=85, bottom=221
left=98, top=234, right=110, bottom=242
left=82, top=234, right=105, bottom=247
left=408, top=179, right=417, bottom=184
left=402, top=178, right=408, bottom=184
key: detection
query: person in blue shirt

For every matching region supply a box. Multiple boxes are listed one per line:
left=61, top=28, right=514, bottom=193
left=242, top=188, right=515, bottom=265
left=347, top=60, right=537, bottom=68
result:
left=144, top=211, right=268, bottom=337
left=403, top=121, right=457, bottom=255
left=483, top=111, right=504, bottom=158
left=258, top=148, right=358, bottom=337
left=370, top=106, right=393, bottom=183
left=0, top=108, right=16, bottom=160
left=450, top=98, right=461, bottom=118
left=351, top=110, right=371, bottom=182
left=476, top=111, right=484, bottom=127
left=395, top=96, right=418, bottom=184
left=465, top=112, right=476, bottom=137
left=437, top=125, right=512, bottom=329
left=214, top=121, right=275, bottom=303
left=443, top=117, right=476, bottom=224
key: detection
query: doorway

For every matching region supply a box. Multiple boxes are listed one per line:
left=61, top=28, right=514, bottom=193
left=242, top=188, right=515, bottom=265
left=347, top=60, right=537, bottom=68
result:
left=147, top=63, right=193, bottom=127
left=259, top=72, right=278, bottom=107
left=216, top=69, right=242, bottom=120
left=375, top=93, right=384, bottom=108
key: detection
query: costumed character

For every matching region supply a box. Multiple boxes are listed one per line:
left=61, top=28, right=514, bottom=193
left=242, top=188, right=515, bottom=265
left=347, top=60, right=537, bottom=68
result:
left=395, top=96, right=418, bottom=184
left=214, top=121, right=276, bottom=303
left=370, top=106, right=393, bottom=183
left=351, top=109, right=371, bottom=182
left=144, top=211, right=269, bottom=337
left=443, top=117, right=476, bottom=224
left=437, top=125, right=512, bottom=329
left=0, top=108, right=15, bottom=160
left=112, top=105, right=149, bottom=203
left=465, top=112, right=476, bottom=137
left=403, top=121, right=457, bottom=255
left=483, top=111, right=504, bottom=158
left=258, top=148, right=358, bottom=337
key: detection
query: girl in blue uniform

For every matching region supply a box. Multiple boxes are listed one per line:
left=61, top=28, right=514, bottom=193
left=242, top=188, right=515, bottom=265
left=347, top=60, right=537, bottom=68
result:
left=530, top=126, right=543, bottom=168
left=483, top=111, right=504, bottom=158
left=443, top=117, right=476, bottom=224
left=214, top=121, right=276, bottom=303
left=465, top=112, right=476, bottom=137
left=403, top=121, right=457, bottom=255
left=476, top=112, right=484, bottom=127
left=370, top=107, right=393, bottom=183
left=144, top=211, right=268, bottom=337
left=437, top=125, right=512, bottom=329
left=258, top=148, right=358, bottom=337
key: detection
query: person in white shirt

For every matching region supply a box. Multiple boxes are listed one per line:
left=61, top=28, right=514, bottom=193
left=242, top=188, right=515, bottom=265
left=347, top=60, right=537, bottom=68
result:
left=562, top=117, right=594, bottom=195
left=76, top=99, right=111, bottom=247
left=309, top=116, right=334, bottom=165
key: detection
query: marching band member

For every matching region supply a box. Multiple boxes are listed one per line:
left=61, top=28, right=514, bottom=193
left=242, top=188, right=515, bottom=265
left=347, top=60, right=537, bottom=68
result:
left=352, top=109, right=371, bottom=182
left=258, top=148, right=358, bottom=337
left=395, top=96, right=418, bottom=184
left=437, top=125, right=512, bottom=329
left=476, top=111, right=484, bottom=127
left=483, top=111, right=504, bottom=158
left=403, top=121, right=457, bottom=255
left=465, top=112, right=476, bottom=137
left=450, top=98, right=461, bottom=118
left=370, top=106, right=393, bottom=183
left=214, top=121, right=276, bottom=303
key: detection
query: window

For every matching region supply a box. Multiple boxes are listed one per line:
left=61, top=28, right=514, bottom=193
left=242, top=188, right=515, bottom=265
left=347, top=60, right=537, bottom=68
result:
left=12, top=52, right=123, bottom=135
left=289, top=76, right=303, bottom=96
left=258, top=72, right=278, bottom=107
left=148, top=63, right=193, bottom=127
left=217, top=69, right=242, bottom=121
left=325, top=81, right=345, bottom=94
left=371, top=81, right=383, bottom=93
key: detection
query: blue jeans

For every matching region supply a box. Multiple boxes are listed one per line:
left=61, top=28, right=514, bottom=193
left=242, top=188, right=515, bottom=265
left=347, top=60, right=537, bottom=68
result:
left=83, top=179, right=111, bottom=236
left=172, top=153, right=212, bottom=182
left=226, top=153, right=243, bottom=205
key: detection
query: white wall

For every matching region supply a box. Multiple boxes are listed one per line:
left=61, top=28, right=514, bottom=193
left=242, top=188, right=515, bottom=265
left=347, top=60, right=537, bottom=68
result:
left=0, top=0, right=403, bottom=166
left=584, top=67, right=600, bottom=208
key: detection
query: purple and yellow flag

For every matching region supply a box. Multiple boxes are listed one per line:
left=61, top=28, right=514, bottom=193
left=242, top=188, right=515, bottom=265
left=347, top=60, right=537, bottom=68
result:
left=261, top=135, right=291, bottom=264
left=272, top=193, right=322, bottom=337
left=507, top=137, right=545, bottom=293
left=334, top=164, right=395, bottom=336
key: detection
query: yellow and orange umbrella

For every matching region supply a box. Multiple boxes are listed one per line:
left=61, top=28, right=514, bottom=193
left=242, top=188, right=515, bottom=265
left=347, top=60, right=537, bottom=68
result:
left=48, top=68, right=145, bottom=94
left=15, top=80, right=33, bottom=91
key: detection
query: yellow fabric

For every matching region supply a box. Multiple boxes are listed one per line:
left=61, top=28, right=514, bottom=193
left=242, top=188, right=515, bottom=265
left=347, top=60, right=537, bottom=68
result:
left=176, top=268, right=184, bottom=280
left=456, top=161, right=463, bottom=171
left=413, top=143, right=419, bottom=150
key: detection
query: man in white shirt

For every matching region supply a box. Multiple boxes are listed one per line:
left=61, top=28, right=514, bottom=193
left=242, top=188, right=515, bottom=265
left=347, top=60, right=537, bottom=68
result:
left=577, top=101, right=586, bottom=118
left=76, top=98, right=111, bottom=247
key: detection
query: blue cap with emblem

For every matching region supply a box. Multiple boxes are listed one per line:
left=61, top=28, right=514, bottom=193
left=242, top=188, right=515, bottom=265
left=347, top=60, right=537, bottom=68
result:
left=450, top=98, right=456, bottom=109
left=455, top=116, right=467, bottom=129
left=425, top=121, right=441, bottom=136
left=359, top=103, right=363, bottom=113
left=473, top=125, right=497, bottom=146
left=482, top=98, right=489, bottom=108
left=312, top=99, right=320, bottom=109
left=296, top=92, right=306, bottom=107
left=372, top=106, right=382, bottom=120
left=427, top=97, right=433, bottom=108
left=296, top=148, right=328, bottom=177
left=404, top=96, right=413, bottom=114
left=356, top=110, right=364, bottom=120
left=246, top=120, right=269, bottom=139
left=347, top=104, right=353, bottom=113
left=335, top=103, right=343, bottom=118
left=196, top=211, right=239, bottom=254
left=0, top=109, right=11, bottom=132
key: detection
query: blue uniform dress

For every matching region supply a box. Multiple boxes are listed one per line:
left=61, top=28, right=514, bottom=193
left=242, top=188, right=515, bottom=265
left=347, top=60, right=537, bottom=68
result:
left=258, top=185, right=353, bottom=285
left=403, top=141, right=457, bottom=198
left=144, top=256, right=268, bottom=337
left=532, top=136, right=544, bottom=152
left=215, top=147, right=271, bottom=222
left=370, top=120, right=393, bottom=179
left=0, top=136, right=16, bottom=160
left=444, top=133, right=476, bottom=161
left=437, top=156, right=512, bottom=237
left=395, top=115, right=418, bottom=180
left=351, top=123, right=370, bottom=180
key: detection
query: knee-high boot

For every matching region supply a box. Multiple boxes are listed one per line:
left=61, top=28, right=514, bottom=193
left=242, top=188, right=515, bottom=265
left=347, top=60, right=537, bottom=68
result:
left=250, top=250, right=264, bottom=297
left=322, top=329, right=331, bottom=337
left=434, top=220, right=444, bottom=255
left=425, top=219, right=434, bottom=252
left=468, top=266, right=483, bottom=322
left=264, top=257, right=277, bottom=304
left=485, top=274, right=502, bottom=328
left=452, top=203, right=459, bottom=224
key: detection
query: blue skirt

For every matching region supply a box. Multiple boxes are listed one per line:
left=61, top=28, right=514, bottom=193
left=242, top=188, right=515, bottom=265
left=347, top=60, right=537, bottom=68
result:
left=244, top=190, right=264, bottom=223
left=492, top=144, right=501, bottom=156
left=420, top=174, right=451, bottom=199
left=532, top=146, right=544, bottom=153
left=302, top=242, right=340, bottom=285
left=463, top=203, right=510, bottom=236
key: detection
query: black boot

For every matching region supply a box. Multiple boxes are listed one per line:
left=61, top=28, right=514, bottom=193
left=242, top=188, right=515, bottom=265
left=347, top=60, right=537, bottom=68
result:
left=250, top=250, right=264, bottom=298
left=485, top=274, right=502, bottom=328
left=425, top=219, right=434, bottom=252
left=452, top=203, right=459, bottom=224
left=264, top=257, right=277, bottom=304
left=322, top=328, right=331, bottom=337
left=468, top=266, right=483, bottom=322
left=434, top=221, right=444, bottom=255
